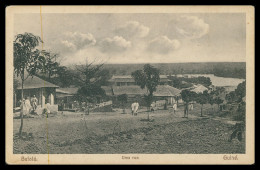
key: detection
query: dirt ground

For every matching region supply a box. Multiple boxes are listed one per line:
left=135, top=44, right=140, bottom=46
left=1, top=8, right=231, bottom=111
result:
left=13, top=104, right=245, bottom=154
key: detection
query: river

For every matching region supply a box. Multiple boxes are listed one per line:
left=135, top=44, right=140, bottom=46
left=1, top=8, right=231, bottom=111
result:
left=176, top=74, right=245, bottom=87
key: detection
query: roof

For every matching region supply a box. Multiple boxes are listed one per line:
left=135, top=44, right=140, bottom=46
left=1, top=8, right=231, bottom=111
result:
left=109, top=75, right=169, bottom=83
left=190, top=84, right=208, bottom=94
left=108, top=77, right=135, bottom=83
left=56, top=88, right=78, bottom=94
left=56, top=93, right=74, bottom=98
left=104, top=85, right=181, bottom=97
left=15, top=74, right=59, bottom=89
left=112, top=85, right=147, bottom=96
left=153, top=85, right=181, bottom=97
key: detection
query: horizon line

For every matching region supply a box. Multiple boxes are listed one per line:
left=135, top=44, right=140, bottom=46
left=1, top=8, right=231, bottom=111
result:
left=103, top=61, right=246, bottom=64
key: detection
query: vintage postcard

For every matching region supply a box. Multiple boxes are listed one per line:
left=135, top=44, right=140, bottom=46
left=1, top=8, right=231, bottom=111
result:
left=5, top=6, right=255, bottom=164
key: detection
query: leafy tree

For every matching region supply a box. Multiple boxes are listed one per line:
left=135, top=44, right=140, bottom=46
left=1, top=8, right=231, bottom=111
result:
left=55, top=66, right=74, bottom=87
left=75, top=62, right=106, bottom=103
left=42, top=51, right=59, bottom=80
left=235, top=81, right=246, bottom=102
left=131, top=64, right=160, bottom=120
left=196, top=91, right=209, bottom=117
left=13, top=76, right=20, bottom=107
left=14, top=32, right=47, bottom=136
left=208, top=94, right=215, bottom=112
left=214, top=87, right=226, bottom=96
left=180, top=90, right=196, bottom=118
left=117, top=94, right=128, bottom=114
left=168, top=76, right=182, bottom=89
left=225, top=91, right=236, bottom=103
left=197, top=76, right=212, bottom=87
left=214, top=97, right=224, bottom=111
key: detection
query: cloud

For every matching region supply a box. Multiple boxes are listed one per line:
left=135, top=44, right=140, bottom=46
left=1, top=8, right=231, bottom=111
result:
left=60, top=40, right=77, bottom=51
left=147, top=36, right=180, bottom=54
left=115, top=21, right=150, bottom=39
left=167, top=15, right=209, bottom=39
left=58, top=31, right=96, bottom=53
left=98, top=36, right=131, bottom=53
left=60, top=47, right=107, bottom=66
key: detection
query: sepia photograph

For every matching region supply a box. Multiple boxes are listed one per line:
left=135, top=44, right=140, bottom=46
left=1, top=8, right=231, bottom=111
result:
left=5, top=6, right=254, bottom=164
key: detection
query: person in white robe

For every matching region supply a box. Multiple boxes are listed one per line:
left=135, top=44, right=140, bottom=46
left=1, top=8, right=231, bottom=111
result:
left=134, top=102, right=139, bottom=116
left=24, top=97, right=32, bottom=115
left=173, top=102, right=177, bottom=114
left=131, top=102, right=135, bottom=116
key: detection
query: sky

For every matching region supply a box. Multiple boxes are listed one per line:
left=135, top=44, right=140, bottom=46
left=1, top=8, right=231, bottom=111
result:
left=14, top=13, right=246, bottom=66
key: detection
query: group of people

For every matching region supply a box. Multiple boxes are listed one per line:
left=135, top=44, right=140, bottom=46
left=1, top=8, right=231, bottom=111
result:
left=130, top=100, right=181, bottom=116
left=19, top=95, right=38, bottom=116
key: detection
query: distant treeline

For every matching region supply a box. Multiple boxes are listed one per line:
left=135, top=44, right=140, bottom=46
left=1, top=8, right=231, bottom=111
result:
left=103, top=62, right=246, bottom=79
left=168, top=76, right=212, bottom=89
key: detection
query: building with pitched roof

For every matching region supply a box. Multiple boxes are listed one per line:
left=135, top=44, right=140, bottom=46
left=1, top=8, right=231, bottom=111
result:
left=101, top=85, right=181, bottom=105
left=190, top=84, right=208, bottom=94
left=108, top=75, right=170, bottom=86
left=14, top=74, right=59, bottom=112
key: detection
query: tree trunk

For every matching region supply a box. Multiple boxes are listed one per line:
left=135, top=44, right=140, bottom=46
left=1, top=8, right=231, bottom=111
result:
left=201, top=104, right=203, bottom=117
left=184, top=105, right=186, bottom=117
left=186, top=103, right=189, bottom=118
left=147, top=112, right=150, bottom=121
left=184, top=102, right=188, bottom=118
left=19, top=78, right=24, bottom=137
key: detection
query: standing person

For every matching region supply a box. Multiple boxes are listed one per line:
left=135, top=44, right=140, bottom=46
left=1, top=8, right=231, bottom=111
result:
left=184, top=102, right=189, bottom=118
left=24, top=97, right=32, bottom=115
left=190, top=102, right=194, bottom=111
left=134, top=101, right=139, bottom=116
left=131, top=102, right=135, bottom=116
left=60, top=100, right=65, bottom=114
left=164, top=99, right=168, bottom=110
left=151, top=102, right=155, bottom=112
left=31, top=95, right=38, bottom=113
left=173, top=102, right=177, bottom=114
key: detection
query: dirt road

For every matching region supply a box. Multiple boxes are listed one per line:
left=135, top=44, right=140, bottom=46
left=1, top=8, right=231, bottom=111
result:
left=13, top=104, right=245, bottom=154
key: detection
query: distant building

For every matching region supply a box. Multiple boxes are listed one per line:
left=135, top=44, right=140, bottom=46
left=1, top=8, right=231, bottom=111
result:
left=153, top=85, right=182, bottom=104
left=190, top=84, right=208, bottom=94
left=108, top=75, right=170, bottom=86
left=102, top=85, right=181, bottom=105
left=222, top=86, right=238, bottom=92
left=55, top=87, right=78, bottom=110
left=14, top=74, right=59, bottom=113
left=56, top=88, right=78, bottom=103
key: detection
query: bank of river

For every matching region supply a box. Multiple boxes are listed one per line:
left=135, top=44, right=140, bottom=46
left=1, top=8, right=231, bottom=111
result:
left=176, top=74, right=245, bottom=87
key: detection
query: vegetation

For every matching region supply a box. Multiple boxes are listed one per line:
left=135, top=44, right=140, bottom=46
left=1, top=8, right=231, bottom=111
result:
left=180, top=90, right=197, bottom=118
left=214, top=97, right=224, bottom=111
left=131, top=64, right=160, bottom=120
left=196, top=91, right=209, bottom=117
left=74, top=62, right=107, bottom=103
left=168, top=76, right=212, bottom=89
left=103, top=62, right=246, bottom=79
left=234, top=81, right=246, bottom=102
left=14, top=32, right=52, bottom=136
left=117, top=94, right=128, bottom=114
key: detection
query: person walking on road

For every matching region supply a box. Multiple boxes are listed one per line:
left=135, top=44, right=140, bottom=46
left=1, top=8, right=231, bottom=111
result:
left=134, top=102, right=139, bottom=116
left=173, top=102, right=177, bottom=114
